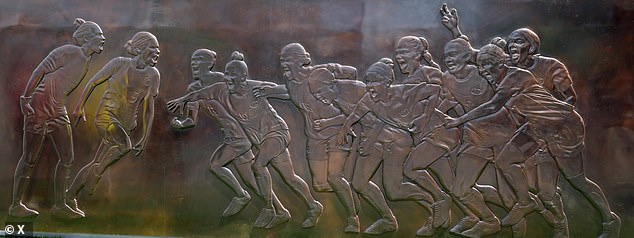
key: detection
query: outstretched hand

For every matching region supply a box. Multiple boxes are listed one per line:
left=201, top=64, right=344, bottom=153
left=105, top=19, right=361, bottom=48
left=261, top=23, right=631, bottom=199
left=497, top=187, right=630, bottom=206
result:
left=167, top=98, right=186, bottom=116
left=440, top=3, right=460, bottom=31
left=252, top=85, right=271, bottom=98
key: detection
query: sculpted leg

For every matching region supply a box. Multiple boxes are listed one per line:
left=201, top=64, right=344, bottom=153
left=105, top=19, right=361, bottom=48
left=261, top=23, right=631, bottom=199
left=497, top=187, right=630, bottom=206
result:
left=404, top=142, right=452, bottom=233
left=9, top=131, right=46, bottom=217
left=557, top=154, right=620, bottom=238
left=67, top=140, right=108, bottom=198
left=327, top=151, right=359, bottom=232
left=49, top=124, right=84, bottom=218
left=382, top=141, right=433, bottom=203
left=209, top=144, right=251, bottom=217
left=307, top=139, right=332, bottom=192
left=351, top=154, right=397, bottom=235
left=452, top=154, right=500, bottom=237
left=233, top=154, right=288, bottom=219
left=270, top=148, right=322, bottom=228
left=251, top=140, right=276, bottom=228
left=496, top=133, right=539, bottom=226
left=534, top=152, right=568, bottom=238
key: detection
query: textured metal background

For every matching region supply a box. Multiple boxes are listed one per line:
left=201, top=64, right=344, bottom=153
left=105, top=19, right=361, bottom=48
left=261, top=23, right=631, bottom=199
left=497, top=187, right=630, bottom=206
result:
left=0, top=0, right=632, bottom=237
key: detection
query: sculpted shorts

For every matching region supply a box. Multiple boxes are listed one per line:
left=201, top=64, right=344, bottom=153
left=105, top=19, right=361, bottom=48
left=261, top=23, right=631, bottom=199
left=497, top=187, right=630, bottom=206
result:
left=24, top=114, right=70, bottom=135
left=223, top=135, right=254, bottom=164
left=306, top=135, right=351, bottom=161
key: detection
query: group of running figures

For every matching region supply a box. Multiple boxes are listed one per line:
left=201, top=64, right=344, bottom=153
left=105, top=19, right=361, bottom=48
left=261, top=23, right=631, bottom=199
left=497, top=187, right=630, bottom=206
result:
left=9, top=3, right=620, bottom=238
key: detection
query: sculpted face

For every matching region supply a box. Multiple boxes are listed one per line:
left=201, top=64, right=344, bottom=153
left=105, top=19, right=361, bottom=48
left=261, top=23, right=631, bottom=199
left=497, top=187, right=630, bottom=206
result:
left=191, top=51, right=215, bottom=80
left=141, top=38, right=160, bottom=67
left=365, top=72, right=389, bottom=102
left=84, top=25, right=105, bottom=54
left=477, top=53, right=501, bottom=84
left=507, top=31, right=531, bottom=65
left=224, top=62, right=247, bottom=94
left=444, top=42, right=471, bottom=74
left=394, top=40, right=420, bottom=75
left=280, top=44, right=310, bottom=80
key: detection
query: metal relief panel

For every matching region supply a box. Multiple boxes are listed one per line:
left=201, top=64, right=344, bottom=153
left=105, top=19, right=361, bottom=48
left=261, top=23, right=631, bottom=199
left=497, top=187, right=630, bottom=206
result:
left=1, top=1, right=632, bottom=237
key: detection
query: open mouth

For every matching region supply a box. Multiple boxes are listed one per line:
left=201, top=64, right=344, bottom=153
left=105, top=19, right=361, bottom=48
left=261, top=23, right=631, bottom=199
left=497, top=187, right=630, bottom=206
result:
left=149, top=54, right=159, bottom=66
left=508, top=48, right=520, bottom=62
left=96, top=41, right=105, bottom=51
left=446, top=61, right=457, bottom=70
left=397, top=60, right=407, bottom=70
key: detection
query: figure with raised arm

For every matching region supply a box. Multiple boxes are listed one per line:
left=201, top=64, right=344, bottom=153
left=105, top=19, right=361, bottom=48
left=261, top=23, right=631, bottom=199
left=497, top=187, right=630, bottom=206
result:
left=442, top=4, right=619, bottom=237
left=68, top=32, right=160, bottom=215
left=445, top=44, right=620, bottom=238
left=9, top=18, right=105, bottom=219
left=167, top=52, right=323, bottom=229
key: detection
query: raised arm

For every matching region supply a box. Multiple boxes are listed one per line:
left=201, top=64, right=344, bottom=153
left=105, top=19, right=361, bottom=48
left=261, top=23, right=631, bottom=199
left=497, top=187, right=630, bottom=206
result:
left=440, top=3, right=468, bottom=41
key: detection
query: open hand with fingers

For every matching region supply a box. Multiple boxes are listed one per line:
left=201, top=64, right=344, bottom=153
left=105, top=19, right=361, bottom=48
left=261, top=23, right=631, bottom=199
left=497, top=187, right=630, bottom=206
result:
left=252, top=85, right=272, bottom=98
left=167, top=98, right=187, bottom=116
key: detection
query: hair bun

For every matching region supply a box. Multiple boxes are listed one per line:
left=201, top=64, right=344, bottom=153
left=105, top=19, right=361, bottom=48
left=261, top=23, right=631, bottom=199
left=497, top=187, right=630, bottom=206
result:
left=230, top=51, right=244, bottom=61
left=379, top=58, right=394, bottom=67
left=124, top=40, right=134, bottom=55
left=490, top=37, right=507, bottom=49
left=73, top=18, right=86, bottom=30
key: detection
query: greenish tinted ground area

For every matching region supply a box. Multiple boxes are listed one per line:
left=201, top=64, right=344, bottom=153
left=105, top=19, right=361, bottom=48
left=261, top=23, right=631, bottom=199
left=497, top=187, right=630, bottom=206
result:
left=3, top=175, right=632, bottom=237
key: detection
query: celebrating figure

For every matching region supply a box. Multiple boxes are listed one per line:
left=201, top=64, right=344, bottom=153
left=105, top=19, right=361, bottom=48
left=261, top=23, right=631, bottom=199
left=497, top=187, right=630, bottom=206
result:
left=445, top=44, right=620, bottom=238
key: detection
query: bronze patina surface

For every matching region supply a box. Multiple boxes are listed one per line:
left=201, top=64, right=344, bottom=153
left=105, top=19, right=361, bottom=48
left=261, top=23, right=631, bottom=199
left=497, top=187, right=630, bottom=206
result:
left=0, top=1, right=632, bottom=237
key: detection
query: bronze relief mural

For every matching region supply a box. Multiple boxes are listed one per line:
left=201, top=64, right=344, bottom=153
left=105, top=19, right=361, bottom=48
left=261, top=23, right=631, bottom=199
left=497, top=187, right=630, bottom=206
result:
left=1, top=1, right=632, bottom=237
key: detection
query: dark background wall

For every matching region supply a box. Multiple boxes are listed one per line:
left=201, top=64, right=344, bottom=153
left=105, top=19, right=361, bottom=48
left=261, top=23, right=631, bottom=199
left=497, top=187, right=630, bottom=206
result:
left=0, top=0, right=632, bottom=237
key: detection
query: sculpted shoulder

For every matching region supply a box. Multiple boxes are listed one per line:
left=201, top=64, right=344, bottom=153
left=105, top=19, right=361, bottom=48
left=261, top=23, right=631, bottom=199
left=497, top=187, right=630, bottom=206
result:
left=505, top=66, right=537, bottom=86
left=147, top=66, right=160, bottom=77
left=336, top=79, right=366, bottom=102
left=48, top=44, right=83, bottom=59
left=534, top=55, right=566, bottom=69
